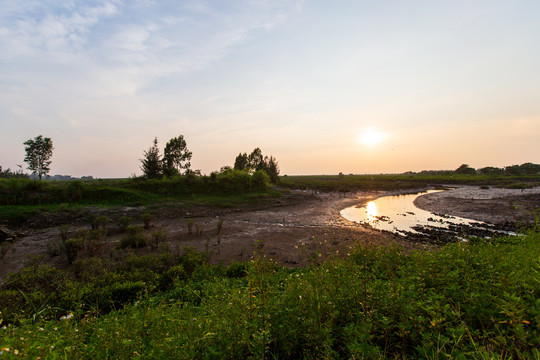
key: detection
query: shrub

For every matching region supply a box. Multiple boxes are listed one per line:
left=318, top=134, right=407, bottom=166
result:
left=118, top=216, right=131, bottom=232
left=216, top=219, right=224, bottom=235
left=150, top=229, right=167, bottom=249
left=159, top=264, right=188, bottom=290
left=180, top=246, right=208, bottom=274
left=119, top=226, right=147, bottom=249
left=225, top=261, right=248, bottom=278
left=86, top=229, right=107, bottom=255
left=46, top=238, right=63, bottom=257
left=59, top=224, right=71, bottom=241
left=141, top=212, right=154, bottom=229
left=89, top=215, right=109, bottom=230
left=251, top=170, right=270, bottom=190
left=64, top=237, right=84, bottom=264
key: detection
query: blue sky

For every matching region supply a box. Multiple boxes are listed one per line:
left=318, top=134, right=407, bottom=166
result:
left=1, top=0, right=539, bottom=177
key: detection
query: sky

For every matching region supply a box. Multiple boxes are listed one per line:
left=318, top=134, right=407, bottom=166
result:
left=1, top=0, right=539, bottom=178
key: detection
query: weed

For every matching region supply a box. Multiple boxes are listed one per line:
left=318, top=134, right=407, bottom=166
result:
left=187, top=219, right=194, bottom=235
left=217, top=219, right=224, bottom=235
left=59, top=224, right=71, bottom=241
left=118, top=216, right=132, bottom=232
left=141, top=212, right=154, bottom=229
left=63, top=237, right=83, bottom=264
left=150, top=229, right=167, bottom=249
left=119, top=226, right=147, bottom=249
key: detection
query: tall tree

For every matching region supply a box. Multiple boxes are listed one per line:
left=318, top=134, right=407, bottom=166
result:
left=163, top=135, right=192, bottom=176
left=248, top=148, right=264, bottom=171
left=140, top=137, right=162, bottom=179
left=264, top=155, right=280, bottom=184
left=234, top=152, right=248, bottom=171
left=23, top=135, right=53, bottom=180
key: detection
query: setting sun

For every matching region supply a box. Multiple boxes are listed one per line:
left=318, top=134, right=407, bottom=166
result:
left=357, top=128, right=385, bottom=147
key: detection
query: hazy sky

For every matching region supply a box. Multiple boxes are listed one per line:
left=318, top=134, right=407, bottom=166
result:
left=1, top=0, right=539, bottom=177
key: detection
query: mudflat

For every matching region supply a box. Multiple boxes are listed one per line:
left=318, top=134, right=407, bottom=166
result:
left=414, top=186, right=540, bottom=226
left=2, top=186, right=538, bottom=282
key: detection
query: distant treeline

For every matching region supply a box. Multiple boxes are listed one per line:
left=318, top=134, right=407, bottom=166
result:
left=412, top=162, right=540, bottom=176
left=0, top=165, right=28, bottom=179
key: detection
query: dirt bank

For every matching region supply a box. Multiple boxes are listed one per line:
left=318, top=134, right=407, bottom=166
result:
left=414, top=186, right=540, bottom=226
left=1, top=191, right=421, bottom=282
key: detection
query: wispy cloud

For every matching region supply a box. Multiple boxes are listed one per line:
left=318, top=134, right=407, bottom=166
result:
left=0, top=0, right=301, bottom=95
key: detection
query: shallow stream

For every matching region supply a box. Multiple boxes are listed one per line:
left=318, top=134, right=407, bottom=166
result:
left=340, top=190, right=512, bottom=239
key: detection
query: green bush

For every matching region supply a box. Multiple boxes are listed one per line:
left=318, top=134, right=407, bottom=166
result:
left=64, top=237, right=84, bottom=264
left=118, top=226, right=148, bottom=249
left=118, top=216, right=131, bottom=232
left=150, top=229, right=167, bottom=249
left=141, top=212, right=154, bottom=229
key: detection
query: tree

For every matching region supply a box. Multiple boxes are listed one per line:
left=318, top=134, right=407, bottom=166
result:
left=163, top=135, right=192, bottom=176
left=455, top=164, right=476, bottom=175
left=23, top=135, right=53, bottom=180
left=232, top=148, right=280, bottom=184
left=264, top=155, right=280, bottom=184
left=233, top=153, right=248, bottom=171
left=140, top=137, right=162, bottom=179
left=478, top=166, right=504, bottom=175
left=248, top=148, right=264, bottom=171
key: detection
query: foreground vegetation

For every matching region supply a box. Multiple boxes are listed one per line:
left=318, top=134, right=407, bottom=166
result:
left=1, top=230, right=538, bottom=359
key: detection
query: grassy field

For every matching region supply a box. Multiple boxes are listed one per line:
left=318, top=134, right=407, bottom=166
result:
left=0, top=171, right=277, bottom=225
left=0, top=230, right=538, bottom=359
left=280, top=173, right=540, bottom=192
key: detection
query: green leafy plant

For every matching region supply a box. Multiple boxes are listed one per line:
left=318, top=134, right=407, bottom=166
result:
left=141, top=212, right=154, bottom=229
left=63, top=237, right=83, bottom=264
left=119, top=226, right=147, bottom=249
left=150, top=229, right=167, bottom=249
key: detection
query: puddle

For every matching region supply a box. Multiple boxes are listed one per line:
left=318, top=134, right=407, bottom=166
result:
left=340, top=190, right=514, bottom=239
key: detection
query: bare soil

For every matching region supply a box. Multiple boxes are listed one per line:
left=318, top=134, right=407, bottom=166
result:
left=1, top=186, right=538, bottom=282
left=414, top=186, right=540, bottom=226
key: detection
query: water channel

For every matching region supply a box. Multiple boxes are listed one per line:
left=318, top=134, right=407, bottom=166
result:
left=340, top=190, right=512, bottom=239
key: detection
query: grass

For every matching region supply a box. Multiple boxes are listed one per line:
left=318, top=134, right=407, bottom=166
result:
left=1, top=231, right=539, bottom=359
left=0, top=176, right=279, bottom=226
left=280, top=173, right=540, bottom=192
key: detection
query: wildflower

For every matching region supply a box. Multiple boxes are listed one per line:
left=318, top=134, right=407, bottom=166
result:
left=14, top=349, right=19, bottom=355
left=60, top=313, right=73, bottom=320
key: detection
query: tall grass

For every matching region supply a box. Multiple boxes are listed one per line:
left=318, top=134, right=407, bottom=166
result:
left=1, top=231, right=538, bottom=359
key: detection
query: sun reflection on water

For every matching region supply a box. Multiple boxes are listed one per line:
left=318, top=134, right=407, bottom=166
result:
left=365, top=201, right=378, bottom=222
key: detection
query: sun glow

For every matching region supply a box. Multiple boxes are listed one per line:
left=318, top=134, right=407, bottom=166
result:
left=357, top=128, right=385, bottom=147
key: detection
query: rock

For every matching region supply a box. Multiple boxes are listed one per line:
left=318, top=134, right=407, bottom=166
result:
left=0, top=226, right=17, bottom=243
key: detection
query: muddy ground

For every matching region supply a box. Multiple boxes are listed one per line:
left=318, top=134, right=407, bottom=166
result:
left=1, top=186, right=539, bottom=282
left=414, top=186, right=540, bottom=226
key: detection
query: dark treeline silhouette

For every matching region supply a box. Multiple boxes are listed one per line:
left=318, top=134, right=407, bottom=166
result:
left=456, top=163, right=540, bottom=175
